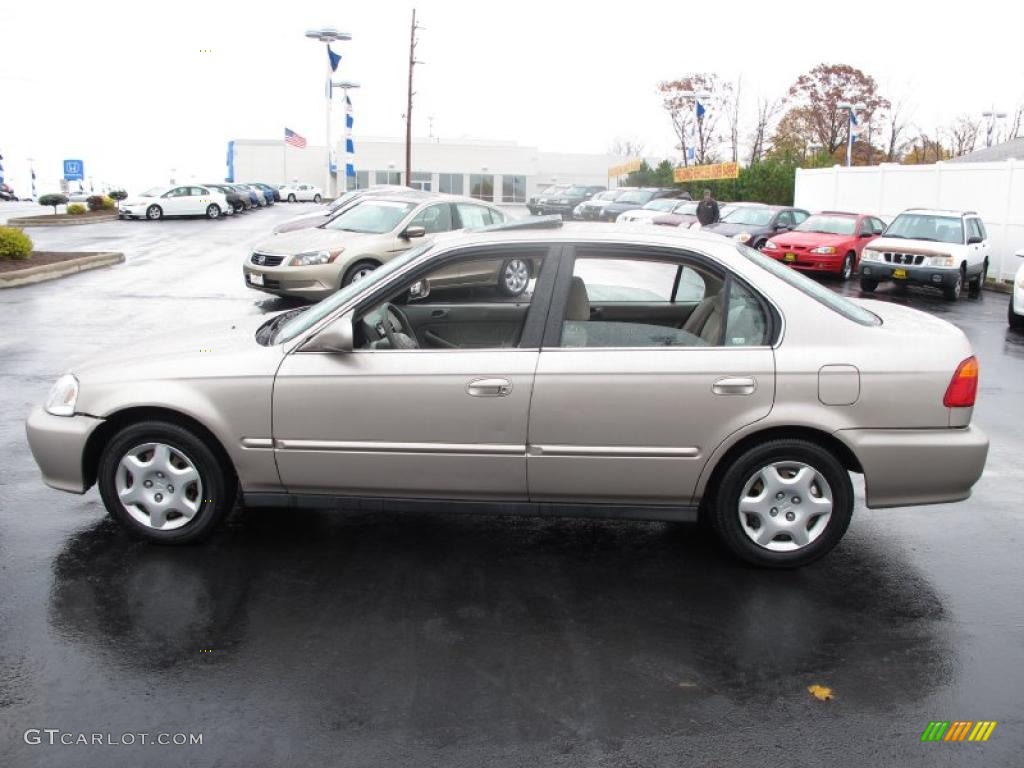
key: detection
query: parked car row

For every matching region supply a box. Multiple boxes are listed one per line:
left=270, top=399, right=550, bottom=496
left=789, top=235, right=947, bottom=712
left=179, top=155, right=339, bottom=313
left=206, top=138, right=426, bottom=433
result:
left=119, top=182, right=281, bottom=220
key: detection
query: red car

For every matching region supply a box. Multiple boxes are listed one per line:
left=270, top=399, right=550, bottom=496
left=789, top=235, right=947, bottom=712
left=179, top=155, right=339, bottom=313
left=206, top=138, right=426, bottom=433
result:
left=760, top=211, right=886, bottom=280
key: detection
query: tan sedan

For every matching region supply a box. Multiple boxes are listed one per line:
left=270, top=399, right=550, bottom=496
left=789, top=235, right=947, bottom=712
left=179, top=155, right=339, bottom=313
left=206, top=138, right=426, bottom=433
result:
left=26, top=223, right=988, bottom=567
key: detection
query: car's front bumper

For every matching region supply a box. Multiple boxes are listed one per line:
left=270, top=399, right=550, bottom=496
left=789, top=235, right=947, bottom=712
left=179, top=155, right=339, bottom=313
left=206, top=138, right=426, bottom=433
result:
left=25, top=407, right=104, bottom=493
left=859, top=261, right=960, bottom=288
left=839, top=425, right=988, bottom=509
left=763, top=249, right=845, bottom=273
left=243, top=262, right=339, bottom=302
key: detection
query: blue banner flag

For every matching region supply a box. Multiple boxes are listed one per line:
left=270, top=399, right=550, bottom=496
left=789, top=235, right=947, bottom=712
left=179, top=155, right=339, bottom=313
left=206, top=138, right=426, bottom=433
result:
left=696, top=100, right=706, bottom=119
left=328, top=45, right=342, bottom=72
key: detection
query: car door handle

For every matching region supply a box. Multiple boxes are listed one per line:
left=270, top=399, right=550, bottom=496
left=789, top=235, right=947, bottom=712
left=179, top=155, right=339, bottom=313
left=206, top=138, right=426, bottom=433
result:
left=430, top=309, right=448, bottom=318
left=467, top=378, right=512, bottom=397
left=712, top=376, right=756, bottom=395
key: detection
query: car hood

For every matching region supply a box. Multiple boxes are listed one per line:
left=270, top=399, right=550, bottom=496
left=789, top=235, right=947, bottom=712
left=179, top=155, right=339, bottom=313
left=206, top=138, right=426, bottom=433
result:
left=860, top=236, right=955, bottom=256
left=772, top=231, right=853, bottom=247
left=253, top=227, right=383, bottom=256
left=703, top=222, right=772, bottom=237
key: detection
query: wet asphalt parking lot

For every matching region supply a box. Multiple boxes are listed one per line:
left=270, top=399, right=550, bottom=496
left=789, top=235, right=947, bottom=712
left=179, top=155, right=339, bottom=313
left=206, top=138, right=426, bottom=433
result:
left=1, top=201, right=1022, bottom=767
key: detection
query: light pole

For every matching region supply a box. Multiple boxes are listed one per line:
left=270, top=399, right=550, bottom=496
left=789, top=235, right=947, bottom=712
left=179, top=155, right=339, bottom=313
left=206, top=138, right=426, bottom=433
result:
left=330, top=80, right=360, bottom=191
left=305, top=27, right=352, bottom=198
left=26, top=157, right=35, bottom=199
left=982, top=107, right=1007, bottom=148
left=838, top=102, right=866, bottom=167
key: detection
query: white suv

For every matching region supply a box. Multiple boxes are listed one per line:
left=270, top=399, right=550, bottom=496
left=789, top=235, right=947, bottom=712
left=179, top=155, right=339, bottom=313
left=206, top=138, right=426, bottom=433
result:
left=858, top=209, right=990, bottom=301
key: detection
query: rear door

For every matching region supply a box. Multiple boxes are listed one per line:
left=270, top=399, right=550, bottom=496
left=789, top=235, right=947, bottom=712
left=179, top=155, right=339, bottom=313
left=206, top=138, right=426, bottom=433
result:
left=527, top=244, right=776, bottom=505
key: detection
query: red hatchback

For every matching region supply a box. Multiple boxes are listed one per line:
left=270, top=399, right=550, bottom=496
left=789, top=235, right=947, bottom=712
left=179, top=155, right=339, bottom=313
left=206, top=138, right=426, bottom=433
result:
left=761, top=211, right=886, bottom=280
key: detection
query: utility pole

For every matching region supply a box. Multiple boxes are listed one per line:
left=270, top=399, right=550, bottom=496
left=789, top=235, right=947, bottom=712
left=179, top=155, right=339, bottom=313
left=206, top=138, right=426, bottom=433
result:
left=405, top=9, right=422, bottom=187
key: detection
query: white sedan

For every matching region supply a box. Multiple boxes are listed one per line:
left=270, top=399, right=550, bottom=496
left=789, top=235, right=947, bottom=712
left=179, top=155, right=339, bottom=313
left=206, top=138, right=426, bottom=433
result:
left=119, top=185, right=232, bottom=221
left=279, top=184, right=323, bottom=203
left=616, top=197, right=689, bottom=224
left=1009, top=248, right=1024, bottom=330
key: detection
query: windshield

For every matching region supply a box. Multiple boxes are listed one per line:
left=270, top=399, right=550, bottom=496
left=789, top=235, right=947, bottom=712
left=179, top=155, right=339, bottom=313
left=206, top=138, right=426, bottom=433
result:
left=737, top=244, right=880, bottom=326
left=593, top=190, right=619, bottom=202
left=673, top=201, right=699, bottom=214
left=642, top=198, right=681, bottom=212
left=883, top=213, right=963, bottom=244
left=795, top=215, right=857, bottom=235
left=722, top=207, right=775, bottom=226
left=565, top=186, right=591, bottom=196
left=615, top=190, right=656, bottom=205
left=324, top=200, right=417, bottom=234
left=140, top=188, right=162, bottom=197
left=275, top=244, right=433, bottom=344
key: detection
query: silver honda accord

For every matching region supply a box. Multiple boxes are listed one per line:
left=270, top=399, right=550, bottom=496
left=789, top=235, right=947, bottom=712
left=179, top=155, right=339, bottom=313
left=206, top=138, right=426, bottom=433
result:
left=25, top=222, right=989, bottom=567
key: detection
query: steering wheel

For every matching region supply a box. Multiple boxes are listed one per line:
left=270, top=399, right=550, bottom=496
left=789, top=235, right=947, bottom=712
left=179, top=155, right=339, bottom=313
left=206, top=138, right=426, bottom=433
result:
left=375, top=303, right=419, bottom=349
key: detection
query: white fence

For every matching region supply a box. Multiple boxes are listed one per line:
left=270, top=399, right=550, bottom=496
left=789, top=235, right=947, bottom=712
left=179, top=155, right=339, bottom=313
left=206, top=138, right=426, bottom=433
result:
left=795, top=160, right=1024, bottom=280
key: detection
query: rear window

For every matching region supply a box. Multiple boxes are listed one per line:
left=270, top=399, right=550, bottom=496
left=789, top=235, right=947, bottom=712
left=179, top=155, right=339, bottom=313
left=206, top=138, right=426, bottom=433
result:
left=736, top=244, right=881, bottom=326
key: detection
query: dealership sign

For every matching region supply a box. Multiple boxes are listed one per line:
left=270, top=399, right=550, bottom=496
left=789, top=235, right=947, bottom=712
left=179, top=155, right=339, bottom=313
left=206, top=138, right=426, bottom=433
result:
left=674, top=161, right=739, bottom=183
left=63, top=159, right=85, bottom=181
left=608, top=158, right=643, bottom=177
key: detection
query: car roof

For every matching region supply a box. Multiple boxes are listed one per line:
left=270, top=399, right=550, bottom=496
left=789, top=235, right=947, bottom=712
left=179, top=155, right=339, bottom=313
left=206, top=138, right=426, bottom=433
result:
left=900, top=208, right=975, bottom=217
left=361, top=192, right=499, bottom=206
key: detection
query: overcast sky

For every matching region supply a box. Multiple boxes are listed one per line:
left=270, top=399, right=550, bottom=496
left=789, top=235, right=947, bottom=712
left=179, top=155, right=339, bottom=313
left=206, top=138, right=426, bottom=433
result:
left=2, top=0, right=1022, bottom=192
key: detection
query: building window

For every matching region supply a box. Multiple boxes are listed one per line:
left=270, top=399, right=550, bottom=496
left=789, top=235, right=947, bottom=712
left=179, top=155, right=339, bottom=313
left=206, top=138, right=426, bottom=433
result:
left=502, top=175, right=526, bottom=203
left=410, top=172, right=432, bottom=192
left=374, top=170, right=402, bottom=185
left=469, top=174, right=494, bottom=202
left=439, top=174, right=463, bottom=195
left=355, top=171, right=369, bottom=190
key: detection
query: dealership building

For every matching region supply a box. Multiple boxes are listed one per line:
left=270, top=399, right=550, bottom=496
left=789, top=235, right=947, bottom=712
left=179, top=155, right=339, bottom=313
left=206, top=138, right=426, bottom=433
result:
left=226, top=137, right=625, bottom=203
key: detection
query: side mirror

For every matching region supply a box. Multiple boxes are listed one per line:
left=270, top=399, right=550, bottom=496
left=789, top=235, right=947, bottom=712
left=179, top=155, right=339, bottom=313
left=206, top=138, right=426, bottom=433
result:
left=301, top=311, right=354, bottom=353
left=775, top=224, right=791, bottom=231
left=861, top=231, right=874, bottom=238
left=408, top=278, right=431, bottom=301
left=401, top=225, right=427, bottom=240
left=967, top=236, right=983, bottom=245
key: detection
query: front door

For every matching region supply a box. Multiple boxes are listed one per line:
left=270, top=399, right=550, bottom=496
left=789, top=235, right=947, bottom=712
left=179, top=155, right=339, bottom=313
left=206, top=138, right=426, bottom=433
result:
left=527, top=246, right=776, bottom=505
left=272, top=245, right=554, bottom=499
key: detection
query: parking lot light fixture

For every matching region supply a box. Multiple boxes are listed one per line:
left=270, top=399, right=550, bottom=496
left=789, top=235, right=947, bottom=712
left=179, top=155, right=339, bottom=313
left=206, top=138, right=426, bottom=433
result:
left=306, top=28, right=353, bottom=198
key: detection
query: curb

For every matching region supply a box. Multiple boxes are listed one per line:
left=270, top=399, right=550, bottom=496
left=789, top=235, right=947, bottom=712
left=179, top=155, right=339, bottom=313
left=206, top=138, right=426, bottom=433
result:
left=984, top=279, right=1013, bottom=295
left=0, top=252, right=125, bottom=288
left=5, top=214, right=120, bottom=227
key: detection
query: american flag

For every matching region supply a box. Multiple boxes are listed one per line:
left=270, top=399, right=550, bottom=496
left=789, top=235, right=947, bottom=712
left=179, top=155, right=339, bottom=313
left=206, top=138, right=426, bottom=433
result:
left=285, top=128, right=307, bottom=149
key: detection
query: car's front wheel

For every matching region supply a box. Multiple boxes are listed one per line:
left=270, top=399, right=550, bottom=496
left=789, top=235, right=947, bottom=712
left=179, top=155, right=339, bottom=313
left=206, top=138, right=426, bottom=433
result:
left=206, top=204, right=221, bottom=220
left=1009, top=294, right=1024, bottom=330
left=840, top=252, right=855, bottom=281
left=859, top=277, right=878, bottom=293
left=498, top=258, right=531, bottom=297
left=146, top=205, right=162, bottom=221
left=342, top=260, right=378, bottom=287
left=943, top=268, right=964, bottom=301
left=97, top=421, right=235, bottom=543
left=707, top=439, right=854, bottom=568
left=288, top=194, right=296, bottom=202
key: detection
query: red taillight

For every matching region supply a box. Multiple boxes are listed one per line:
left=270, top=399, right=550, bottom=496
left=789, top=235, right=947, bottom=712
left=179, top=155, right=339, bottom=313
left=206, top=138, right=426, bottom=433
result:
left=944, top=356, right=979, bottom=408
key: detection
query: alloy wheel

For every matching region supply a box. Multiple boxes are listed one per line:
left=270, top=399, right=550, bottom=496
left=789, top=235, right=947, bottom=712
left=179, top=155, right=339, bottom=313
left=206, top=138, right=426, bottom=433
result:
left=502, top=259, right=530, bottom=295
left=737, top=461, right=833, bottom=551
left=114, top=442, right=204, bottom=531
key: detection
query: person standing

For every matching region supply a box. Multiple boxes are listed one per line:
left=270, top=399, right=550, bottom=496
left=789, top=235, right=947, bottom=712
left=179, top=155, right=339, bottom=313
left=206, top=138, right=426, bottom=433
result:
left=696, top=188, right=720, bottom=227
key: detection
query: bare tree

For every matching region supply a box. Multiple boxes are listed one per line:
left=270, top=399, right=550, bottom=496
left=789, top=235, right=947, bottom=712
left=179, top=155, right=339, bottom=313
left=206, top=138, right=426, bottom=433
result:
left=609, top=137, right=646, bottom=157
left=749, top=96, right=782, bottom=164
left=658, top=73, right=726, bottom=165
left=724, top=76, right=742, bottom=163
left=948, top=115, right=981, bottom=157
left=884, top=96, right=914, bottom=161
left=1007, top=104, right=1023, bottom=141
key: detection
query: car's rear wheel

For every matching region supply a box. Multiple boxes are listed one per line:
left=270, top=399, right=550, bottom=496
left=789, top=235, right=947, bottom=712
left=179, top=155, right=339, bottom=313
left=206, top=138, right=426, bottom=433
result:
left=342, top=260, right=378, bottom=287
left=232, top=202, right=243, bottom=214
left=313, top=194, right=322, bottom=203
left=968, top=260, right=988, bottom=297
left=1009, top=295, right=1024, bottom=330
left=859, top=277, right=878, bottom=293
left=146, top=205, right=162, bottom=221
left=943, top=267, right=964, bottom=301
left=498, top=258, right=531, bottom=297
left=97, top=421, right=235, bottom=544
left=840, top=252, right=855, bottom=281
left=708, top=439, right=854, bottom=568
left=288, top=193, right=296, bottom=202
left=206, top=204, right=221, bottom=220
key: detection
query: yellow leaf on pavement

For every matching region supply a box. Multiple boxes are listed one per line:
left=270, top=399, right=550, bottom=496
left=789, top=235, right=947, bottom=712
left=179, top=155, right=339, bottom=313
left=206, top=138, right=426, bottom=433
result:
left=807, top=684, right=833, bottom=701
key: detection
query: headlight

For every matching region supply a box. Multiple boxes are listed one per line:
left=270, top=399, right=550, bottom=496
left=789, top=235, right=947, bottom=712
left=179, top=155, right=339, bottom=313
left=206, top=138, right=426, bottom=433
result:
left=764, top=240, right=778, bottom=250
left=928, top=254, right=954, bottom=267
left=810, top=246, right=836, bottom=254
left=45, top=374, right=79, bottom=417
left=290, top=249, right=342, bottom=266
left=732, top=232, right=751, bottom=243
left=861, top=249, right=881, bottom=262
left=1016, top=270, right=1024, bottom=289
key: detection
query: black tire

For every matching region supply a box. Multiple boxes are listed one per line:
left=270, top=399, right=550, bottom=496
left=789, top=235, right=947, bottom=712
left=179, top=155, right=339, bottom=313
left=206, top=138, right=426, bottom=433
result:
left=1009, top=295, right=1024, bottom=331
left=497, top=257, right=531, bottom=297
left=859, top=277, right=878, bottom=293
left=146, top=204, right=162, bottom=221
left=206, top=204, right=221, bottom=220
left=288, top=193, right=296, bottom=202
left=943, top=268, right=964, bottom=301
left=752, top=238, right=767, bottom=251
left=839, top=252, right=855, bottom=281
left=707, top=439, right=854, bottom=568
left=968, top=260, right=988, bottom=297
left=232, top=202, right=243, bottom=214
left=97, top=421, right=236, bottom=544
left=313, top=194, right=322, bottom=203
left=342, top=260, right=379, bottom=287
